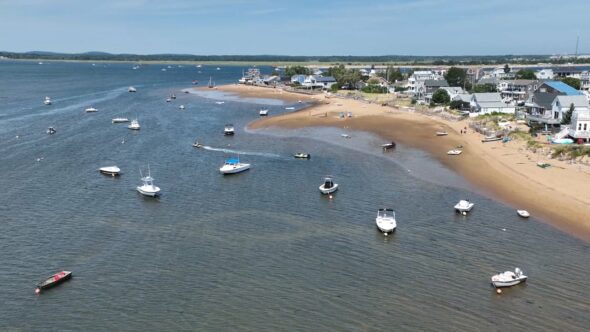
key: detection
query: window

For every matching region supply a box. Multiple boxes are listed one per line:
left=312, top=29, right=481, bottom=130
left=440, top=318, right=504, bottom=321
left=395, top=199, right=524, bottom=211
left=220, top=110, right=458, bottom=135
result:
left=585, top=123, right=588, bottom=131
left=554, top=112, right=559, bottom=119
left=579, top=123, right=583, bottom=130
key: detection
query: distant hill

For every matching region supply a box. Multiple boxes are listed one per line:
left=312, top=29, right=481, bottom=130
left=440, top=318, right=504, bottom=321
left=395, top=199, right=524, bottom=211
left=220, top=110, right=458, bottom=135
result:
left=0, top=50, right=587, bottom=65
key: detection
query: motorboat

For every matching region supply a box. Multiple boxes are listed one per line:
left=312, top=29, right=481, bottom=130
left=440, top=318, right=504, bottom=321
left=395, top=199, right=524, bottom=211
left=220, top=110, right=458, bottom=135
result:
left=491, top=268, right=527, bottom=288
left=35, top=271, right=72, bottom=294
left=179, top=105, right=185, bottom=110
left=341, top=134, right=351, bottom=139
left=436, top=131, right=448, bottom=136
left=481, top=136, right=502, bottom=143
left=112, top=117, right=129, bottom=123
left=44, top=96, right=52, bottom=105
left=376, top=208, right=397, bottom=235
left=259, top=109, right=269, bottom=116
left=192, top=140, right=204, bottom=148
left=319, top=176, right=338, bottom=194
left=85, top=107, right=98, bottom=113
left=128, top=86, right=137, bottom=92
left=136, top=167, right=161, bottom=197
left=454, top=199, right=474, bottom=214
left=215, top=101, right=225, bottom=105
left=166, top=97, right=171, bottom=102
left=517, top=210, right=530, bottom=218
left=128, top=119, right=141, bottom=130
left=293, top=152, right=311, bottom=159
left=382, top=142, right=396, bottom=150
left=285, top=107, right=295, bottom=110
left=224, top=124, right=235, bottom=135
left=170, top=94, right=176, bottom=99
left=99, top=166, right=121, bottom=176
left=46, top=127, right=56, bottom=135
left=447, top=149, right=462, bottom=155
left=219, top=157, right=250, bottom=174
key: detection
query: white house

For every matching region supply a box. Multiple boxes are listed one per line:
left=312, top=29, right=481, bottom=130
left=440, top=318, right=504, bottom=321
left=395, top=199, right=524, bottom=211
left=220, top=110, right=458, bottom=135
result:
left=407, top=70, right=444, bottom=95
left=535, top=69, right=554, bottom=80
left=550, top=95, right=589, bottom=123
left=569, top=109, right=590, bottom=142
left=471, top=93, right=516, bottom=115
left=438, top=86, right=465, bottom=100
left=302, top=75, right=337, bottom=90
left=291, top=74, right=306, bottom=85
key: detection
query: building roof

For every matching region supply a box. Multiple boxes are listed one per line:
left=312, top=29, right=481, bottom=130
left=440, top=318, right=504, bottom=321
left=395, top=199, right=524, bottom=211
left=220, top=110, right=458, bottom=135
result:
left=473, top=93, right=502, bottom=103
left=543, top=81, right=582, bottom=96
left=313, top=75, right=336, bottom=82
left=440, top=86, right=464, bottom=94
left=529, top=92, right=557, bottom=110
left=424, top=79, right=449, bottom=87
left=477, top=77, right=500, bottom=85
left=454, top=93, right=472, bottom=103
left=554, top=95, right=590, bottom=108
left=501, top=79, right=539, bottom=86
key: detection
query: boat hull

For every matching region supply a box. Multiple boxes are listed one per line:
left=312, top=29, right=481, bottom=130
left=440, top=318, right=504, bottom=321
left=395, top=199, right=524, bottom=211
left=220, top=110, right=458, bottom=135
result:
left=491, top=277, right=527, bottom=288
left=137, top=186, right=160, bottom=197
left=36, top=271, right=72, bottom=292
left=219, top=164, right=250, bottom=174
left=319, top=183, right=338, bottom=194
left=376, top=218, right=397, bottom=234
left=224, top=131, right=234, bottom=135
left=99, top=167, right=120, bottom=176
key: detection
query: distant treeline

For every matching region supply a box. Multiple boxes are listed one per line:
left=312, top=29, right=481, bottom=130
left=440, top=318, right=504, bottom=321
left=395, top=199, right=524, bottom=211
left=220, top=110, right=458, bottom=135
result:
left=1, top=51, right=589, bottom=65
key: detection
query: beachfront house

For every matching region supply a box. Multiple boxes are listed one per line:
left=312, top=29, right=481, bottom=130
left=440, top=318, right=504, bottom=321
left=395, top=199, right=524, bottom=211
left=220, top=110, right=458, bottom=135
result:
left=407, top=70, right=445, bottom=96
left=525, top=81, right=583, bottom=129
left=470, top=93, right=516, bottom=115
left=550, top=95, right=589, bottom=124
left=302, top=75, right=337, bottom=90
left=568, top=108, right=590, bottom=143
left=439, top=86, right=465, bottom=100
left=291, top=74, right=306, bottom=85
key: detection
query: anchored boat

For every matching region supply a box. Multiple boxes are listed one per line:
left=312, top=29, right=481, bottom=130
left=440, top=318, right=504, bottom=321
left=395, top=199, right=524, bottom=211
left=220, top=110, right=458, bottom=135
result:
left=99, top=166, right=121, bottom=176
left=454, top=199, right=474, bottom=214
left=35, top=271, right=72, bottom=294
left=491, top=268, right=527, bottom=288
left=219, top=157, right=250, bottom=174
left=376, top=208, right=397, bottom=235
left=136, top=167, right=160, bottom=197
left=319, top=176, right=338, bottom=194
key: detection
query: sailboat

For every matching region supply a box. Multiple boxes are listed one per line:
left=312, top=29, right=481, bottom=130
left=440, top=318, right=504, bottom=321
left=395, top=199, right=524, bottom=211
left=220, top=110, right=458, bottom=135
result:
left=208, top=76, right=214, bottom=88
left=136, top=166, right=161, bottom=197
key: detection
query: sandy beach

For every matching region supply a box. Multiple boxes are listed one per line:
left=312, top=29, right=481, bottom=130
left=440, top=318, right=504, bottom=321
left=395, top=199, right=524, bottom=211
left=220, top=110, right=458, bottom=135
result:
left=209, top=84, right=590, bottom=242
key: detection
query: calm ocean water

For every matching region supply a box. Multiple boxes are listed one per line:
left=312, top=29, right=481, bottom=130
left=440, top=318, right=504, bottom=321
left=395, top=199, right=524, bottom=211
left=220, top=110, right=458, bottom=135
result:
left=0, top=61, right=589, bottom=331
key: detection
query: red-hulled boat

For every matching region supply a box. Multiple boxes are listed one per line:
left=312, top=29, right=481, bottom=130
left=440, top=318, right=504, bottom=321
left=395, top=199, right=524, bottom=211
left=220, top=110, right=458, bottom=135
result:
left=35, top=271, right=72, bottom=294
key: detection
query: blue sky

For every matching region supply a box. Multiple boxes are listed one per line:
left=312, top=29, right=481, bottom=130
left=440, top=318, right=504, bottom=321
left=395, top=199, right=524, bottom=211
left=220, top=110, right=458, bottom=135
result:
left=0, top=0, right=588, bottom=56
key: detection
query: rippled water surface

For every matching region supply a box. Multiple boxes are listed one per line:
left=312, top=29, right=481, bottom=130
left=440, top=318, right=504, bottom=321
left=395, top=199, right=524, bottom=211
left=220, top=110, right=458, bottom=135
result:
left=0, top=61, right=589, bottom=331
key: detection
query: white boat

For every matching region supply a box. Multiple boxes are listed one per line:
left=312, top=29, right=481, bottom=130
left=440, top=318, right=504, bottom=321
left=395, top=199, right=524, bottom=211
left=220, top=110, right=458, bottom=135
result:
left=491, top=268, right=527, bottom=288
left=85, top=107, right=98, bottom=113
left=112, top=117, right=129, bottom=123
left=192, top=140, right=204, bottom=148
left=219, top=157, right=250, bottom=174
left=259, top=109, right=269, bottom=116
left=99, top=166, right=120, bottom=176
left=179, top=105, right=185, bottom=110
left=216, top=67, right=221, bottom=70
left=128, top=86, right=137, bottom=93
left=341, top=134, right=351, bottom=139
left=46, top=127, right=56, bottom=135
left=447, top=149, right=462, bottom=155
left=293, top=152, right=310, bottom=159
left=319, top=176, right=338, bottom=194
left=44, top=96, right=52, bottom=105
left=224, top=124, right=235, bottom=135
left=215, top=101, right=225, bottom=105
left=454, top=199, right=474, bottom=214
left=285, top=107, right=295, bottom=110
left=517, top=210, right=530, bottom=218
left=376, top=208, right=397, bottom=234
left=170, top=94, right=176, bottom=99
left=136, top=168, right=160, bottom=197
left=166, top=98, right=171, bottom=102
left=436, top=131, right=448, bottom=136
left=128, top=119, right=140, bottom=130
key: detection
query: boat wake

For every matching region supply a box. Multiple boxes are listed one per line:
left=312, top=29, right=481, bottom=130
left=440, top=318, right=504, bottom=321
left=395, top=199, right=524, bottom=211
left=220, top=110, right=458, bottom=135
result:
left=201, top=146, right=281, bottom=158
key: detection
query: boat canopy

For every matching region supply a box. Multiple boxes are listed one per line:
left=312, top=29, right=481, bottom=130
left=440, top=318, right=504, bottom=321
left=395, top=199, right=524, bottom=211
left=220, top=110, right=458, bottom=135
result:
left=141, top=176, right=154, bottom=182
left=225, top=158, right=239, bottom=164
left=378, top=208, right=395, bottom=218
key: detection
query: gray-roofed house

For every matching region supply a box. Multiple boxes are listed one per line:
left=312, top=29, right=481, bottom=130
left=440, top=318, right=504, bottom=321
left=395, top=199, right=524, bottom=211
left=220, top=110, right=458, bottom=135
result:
left=471, top=93, right=516, bottom=115
left=424, top=79, right=449, bottom=94
left=550, top=95, right=590, bottom=124
left=302, top=75, right=337, bottom=90
left=439, top=86, right=465, bottom=100
left=525, top=81, right=583, bottom=128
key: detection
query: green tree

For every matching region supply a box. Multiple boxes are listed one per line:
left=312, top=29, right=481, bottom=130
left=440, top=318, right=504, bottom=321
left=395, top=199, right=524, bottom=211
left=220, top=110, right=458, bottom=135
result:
left=472, top=83, right=498, bottom=93
left=450, top=100, right=470, bottom=110
left=431, top=89, right=450, bottom=105
left=284, top=66, right=310, bottom=77
left=561, top=77, right=581, bottom=90
left=561, top=103, right=575, bottom=125
left=515, top=69, right=536, bottom=80
left=361, top=85, right=388, bottom=93
left=326, top=65, right=362, bottom=89
left=503, top=64, right=511, bottom=74
left=380, top=66, right=403, bottom=82
left=444, top=67, right=467, bottom=87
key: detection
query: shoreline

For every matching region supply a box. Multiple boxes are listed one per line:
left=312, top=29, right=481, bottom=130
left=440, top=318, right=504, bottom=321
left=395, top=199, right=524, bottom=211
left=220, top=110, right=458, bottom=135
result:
left=218, top=84, right=590, bottom=242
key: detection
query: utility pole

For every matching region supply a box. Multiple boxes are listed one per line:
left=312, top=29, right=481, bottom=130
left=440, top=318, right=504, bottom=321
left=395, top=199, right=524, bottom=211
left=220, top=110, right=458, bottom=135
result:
left=575, top=35, right=580, bottom=58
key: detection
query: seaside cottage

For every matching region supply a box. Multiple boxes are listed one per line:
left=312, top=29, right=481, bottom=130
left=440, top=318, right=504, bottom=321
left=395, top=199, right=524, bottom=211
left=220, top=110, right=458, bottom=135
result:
left=525, top=81, right=583, bottom=129
left=568, top=108, right=590, bottom=143
left=470, top=93, right=516, bottom=116
left=439, top=86, right=465, bottom=100
left=498, top=79, right=540, bottom=103
left=290, top=74, right=306, bottom=85
left=302, top=75, right=337, bottom=90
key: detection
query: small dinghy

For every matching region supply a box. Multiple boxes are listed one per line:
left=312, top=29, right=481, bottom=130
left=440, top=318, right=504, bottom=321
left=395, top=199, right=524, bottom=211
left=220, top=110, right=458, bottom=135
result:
left=35, top=271, right=72, bottom=294
left=170, top=94, right=176, bottom=99
left=85, top=107, right=98, bottom=113
left=319, top=176, right=338, bottom=194
left=46, top=127, right=56, bottom=135
left=99, top=166, right=121, bottom=176
left=166, top=98, right=171, bottom=102
left=44, top=96, right=52, bottom=105
left=447, top=149, right=462, bottom=155
left=293, top=152, right=311, bottom=159
left=376, top=208, right=397, bottom=235
left=112, top=117, right=129, bottom=123
left=224, top=124, right=235, bottom=136
left=382, top=142, right=396, bottom=151
left=192, top=140, right=204, bottom=148
left=179, top=105, right=185, bottom=110
left=259, top=109, right=269, bottom=116
left=436, top=131, right=448, bottom=136
left=128, top=119, right=140, bottom=130
left=128, top=86, right=137, bottom=92
left=517, top=210, right=530, bottom=218
left=219, top=157, right=250, bottom=174
left=341, top=134, right=351, bottom=139
left=454, top=199, right=474, bottom=215
left=491, top=268, right=527, bottom=288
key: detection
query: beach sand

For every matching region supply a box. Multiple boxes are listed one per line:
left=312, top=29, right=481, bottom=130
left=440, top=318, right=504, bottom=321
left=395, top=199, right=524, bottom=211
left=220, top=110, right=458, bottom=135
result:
left=225, top=84, right=590, bottom=241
